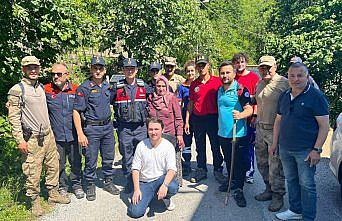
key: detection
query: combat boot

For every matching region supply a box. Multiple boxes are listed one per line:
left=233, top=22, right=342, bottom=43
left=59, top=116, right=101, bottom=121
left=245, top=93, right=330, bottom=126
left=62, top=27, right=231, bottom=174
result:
left=268, top=193, right=284, bottom=212
left=31, top=196, right=43, bottom=217
left=48, top=188, right=71, bottom=204
left=103, top=178, right=120, bottom=195
left=255, top=183, right=272, bottom=201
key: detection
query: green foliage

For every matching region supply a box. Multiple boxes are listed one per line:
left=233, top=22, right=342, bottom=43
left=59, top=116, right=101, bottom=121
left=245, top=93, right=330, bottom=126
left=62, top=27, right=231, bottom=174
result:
left=264, top=0, right=342, bottom=123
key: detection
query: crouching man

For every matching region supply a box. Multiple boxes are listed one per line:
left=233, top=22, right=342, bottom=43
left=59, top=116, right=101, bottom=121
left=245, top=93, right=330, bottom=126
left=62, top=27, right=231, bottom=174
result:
left=128, top=117, right=179, bottom=218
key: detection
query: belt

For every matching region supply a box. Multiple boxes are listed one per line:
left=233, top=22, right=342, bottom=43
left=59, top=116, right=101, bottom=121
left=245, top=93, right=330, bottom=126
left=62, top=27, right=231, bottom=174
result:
left=258, top=123, right=273, bottom=130
left=86, top=118, right=111, bottom=126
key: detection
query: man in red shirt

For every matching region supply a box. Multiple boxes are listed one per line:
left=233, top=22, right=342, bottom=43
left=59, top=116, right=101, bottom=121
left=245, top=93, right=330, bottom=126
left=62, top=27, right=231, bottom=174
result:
left=185, top=55, right=225, bottom=184
left=232, top=52, right=259, bottom=184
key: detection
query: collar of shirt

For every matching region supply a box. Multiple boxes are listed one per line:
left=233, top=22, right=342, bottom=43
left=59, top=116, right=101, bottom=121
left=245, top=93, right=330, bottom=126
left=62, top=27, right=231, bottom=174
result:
left=195, top=74, right=215, bottom=85
left=220, top=80, right=238, bottom=94
left=287, top=82, right=311, bottom=97
left=88, top=79, right=108, bottom=88
left=22, top=78, right=40, bottom=88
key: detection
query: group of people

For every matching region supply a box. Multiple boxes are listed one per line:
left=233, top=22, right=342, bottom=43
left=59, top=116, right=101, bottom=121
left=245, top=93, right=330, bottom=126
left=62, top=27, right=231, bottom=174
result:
left=7, top=52, right=329, bottom=221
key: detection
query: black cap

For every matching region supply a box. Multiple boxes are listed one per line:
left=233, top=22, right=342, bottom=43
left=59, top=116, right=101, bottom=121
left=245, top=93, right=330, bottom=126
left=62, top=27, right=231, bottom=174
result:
left=149, top=62, right=162, bottom=71
left=90, top=56, right=105, bottom=66
left=195, top=55, right=209, bottom=64
left=123, top=58, right=137, bottom=67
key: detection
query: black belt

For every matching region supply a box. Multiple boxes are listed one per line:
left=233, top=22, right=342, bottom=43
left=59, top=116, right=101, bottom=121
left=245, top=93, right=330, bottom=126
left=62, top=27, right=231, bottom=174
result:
left=86, top=118, right=111, bottom=126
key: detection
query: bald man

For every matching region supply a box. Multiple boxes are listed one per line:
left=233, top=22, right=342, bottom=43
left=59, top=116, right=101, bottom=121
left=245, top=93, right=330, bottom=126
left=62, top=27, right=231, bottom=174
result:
left=45, top=63, right=84, bottom=199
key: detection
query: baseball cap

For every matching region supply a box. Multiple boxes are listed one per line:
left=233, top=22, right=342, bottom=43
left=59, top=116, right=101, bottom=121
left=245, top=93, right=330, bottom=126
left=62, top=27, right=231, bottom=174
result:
left=289, top=56, right=303, bottom=64
left=123, top=58, right=137, bottom=67
left=258, top=56, right=276, bottom=67
left=90, top=56, right=105, bottom=66
left=21, top=56, right=40, bottom=66
left=164, top=56, right=177, bottom=66
left=149, top=62, right=162, bottom=71
left=195, top=55, right=209, bottom=64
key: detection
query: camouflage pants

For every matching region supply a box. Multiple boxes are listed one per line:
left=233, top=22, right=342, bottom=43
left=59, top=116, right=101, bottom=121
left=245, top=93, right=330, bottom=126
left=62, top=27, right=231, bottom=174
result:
left=22, top=129, right=59, bottom=198
left=255, top=123, right=285, bottom=195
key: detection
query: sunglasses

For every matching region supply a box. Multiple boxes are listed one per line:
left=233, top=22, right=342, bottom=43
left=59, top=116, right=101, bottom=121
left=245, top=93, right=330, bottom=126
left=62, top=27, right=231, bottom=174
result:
left=50, top=72, right=66, bottom=77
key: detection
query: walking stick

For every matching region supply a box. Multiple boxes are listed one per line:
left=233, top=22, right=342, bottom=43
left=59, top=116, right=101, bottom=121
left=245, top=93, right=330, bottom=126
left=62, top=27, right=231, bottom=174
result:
left=224, top=120, right=237, bottom=206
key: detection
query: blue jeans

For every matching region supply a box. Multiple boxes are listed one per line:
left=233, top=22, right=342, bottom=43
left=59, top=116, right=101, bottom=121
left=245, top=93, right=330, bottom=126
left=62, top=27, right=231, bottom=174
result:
left=128, top=175, right=179, bottom=218
left=279, top=148, right=316, bottom=221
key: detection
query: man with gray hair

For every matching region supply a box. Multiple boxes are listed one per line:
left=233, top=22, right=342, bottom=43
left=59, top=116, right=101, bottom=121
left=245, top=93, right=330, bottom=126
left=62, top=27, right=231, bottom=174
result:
left=271, top=62, right=329, bottom=220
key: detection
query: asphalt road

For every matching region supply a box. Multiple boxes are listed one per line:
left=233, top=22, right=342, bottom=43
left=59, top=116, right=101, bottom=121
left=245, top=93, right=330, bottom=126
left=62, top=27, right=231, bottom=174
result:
left=40, top=137, right=342, bottom=221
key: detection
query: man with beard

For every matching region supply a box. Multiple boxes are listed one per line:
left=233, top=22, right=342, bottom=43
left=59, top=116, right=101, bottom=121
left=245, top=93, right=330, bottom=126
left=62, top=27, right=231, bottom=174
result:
left=163, top=56, right=185, bottom=93
left=7, top=56, right=70, bottom=216
left=217, top=61, right=252, bottom=207
left=232, top=52, right=259, bottom=184
left=45, top=63, right=84, bottom=199
left=254, top=56, right=289, bottom=212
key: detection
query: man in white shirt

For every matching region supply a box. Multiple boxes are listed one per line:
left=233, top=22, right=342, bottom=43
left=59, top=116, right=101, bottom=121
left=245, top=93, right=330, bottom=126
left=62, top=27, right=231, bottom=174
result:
left=128, top=117, right=179, bottom=218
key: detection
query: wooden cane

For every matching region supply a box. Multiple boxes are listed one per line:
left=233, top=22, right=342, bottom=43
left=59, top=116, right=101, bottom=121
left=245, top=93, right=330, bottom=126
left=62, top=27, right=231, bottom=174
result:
left=224, top=120, right=237, bottom=206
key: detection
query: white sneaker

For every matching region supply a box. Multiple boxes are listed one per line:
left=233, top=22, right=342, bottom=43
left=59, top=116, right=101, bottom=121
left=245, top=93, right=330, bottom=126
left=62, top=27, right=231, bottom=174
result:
left=276, top=209, right=303, bottom=220
left=162, top=198, right=175, bottom=211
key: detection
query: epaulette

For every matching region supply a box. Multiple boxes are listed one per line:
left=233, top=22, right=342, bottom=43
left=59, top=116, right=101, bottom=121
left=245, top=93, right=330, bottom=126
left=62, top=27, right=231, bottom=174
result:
left=136, top=78, right=145, bottom=87
left=116, top=79, right=125, bottom=89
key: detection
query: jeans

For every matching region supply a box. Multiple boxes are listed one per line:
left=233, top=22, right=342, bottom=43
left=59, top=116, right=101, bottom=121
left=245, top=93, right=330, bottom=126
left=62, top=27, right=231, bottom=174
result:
left=192, top=114, right=223, bottom=172
left=246, top=125, right=255, bottom=177
left=128, top=175, right=179, bottom=218
left=219, top=136, right=249, bottom=189
left=279, top=148, right=316, bottom=221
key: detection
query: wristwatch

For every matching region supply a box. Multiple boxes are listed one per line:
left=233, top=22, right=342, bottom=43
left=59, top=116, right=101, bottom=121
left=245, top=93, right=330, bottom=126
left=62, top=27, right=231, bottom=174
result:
left=163, top=182, right=169, bottom=188
left=313, top=147, right=323, bottom=153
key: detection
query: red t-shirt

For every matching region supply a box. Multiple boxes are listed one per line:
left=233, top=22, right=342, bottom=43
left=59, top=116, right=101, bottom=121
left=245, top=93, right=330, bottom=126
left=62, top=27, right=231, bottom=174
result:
left=235, top=71, right=259, bottom=95
left=189, top=75, right=222, bottom=116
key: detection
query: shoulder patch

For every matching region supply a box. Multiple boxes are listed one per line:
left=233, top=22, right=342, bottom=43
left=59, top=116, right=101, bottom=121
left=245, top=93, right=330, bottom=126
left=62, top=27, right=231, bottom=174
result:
left=244, top=91, right=250, bottom=97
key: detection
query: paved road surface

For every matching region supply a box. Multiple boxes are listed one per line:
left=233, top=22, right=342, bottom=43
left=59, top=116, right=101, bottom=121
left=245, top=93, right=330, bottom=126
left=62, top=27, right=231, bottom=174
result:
left=41, top=137, right=341, bottom=221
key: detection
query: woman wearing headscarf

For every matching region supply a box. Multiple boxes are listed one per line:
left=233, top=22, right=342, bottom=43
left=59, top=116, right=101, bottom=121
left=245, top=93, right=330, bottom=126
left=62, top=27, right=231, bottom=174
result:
left=148, top=75, right=185, bottom=185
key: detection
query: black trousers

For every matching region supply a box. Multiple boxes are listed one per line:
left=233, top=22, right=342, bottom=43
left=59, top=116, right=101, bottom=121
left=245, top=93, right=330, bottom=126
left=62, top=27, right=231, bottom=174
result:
left=57, top=141, right=82, bottom=190
left=192, top=114, right=223, bottom=172
left=219, top=136, right=249, bottom=189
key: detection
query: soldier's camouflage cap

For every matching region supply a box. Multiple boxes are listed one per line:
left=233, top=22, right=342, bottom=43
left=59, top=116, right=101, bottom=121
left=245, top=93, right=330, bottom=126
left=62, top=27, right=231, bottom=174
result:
left=91, top=56, right=105, bottom=66
left=149, top=62, right=162, bottom=71
left=21, top=56, right=40, bottom=66
left=164, top=56, right=177, bottom=66
left=123, top=58, right=137, bottom=67
left=258, top=56, right=276, bottom=67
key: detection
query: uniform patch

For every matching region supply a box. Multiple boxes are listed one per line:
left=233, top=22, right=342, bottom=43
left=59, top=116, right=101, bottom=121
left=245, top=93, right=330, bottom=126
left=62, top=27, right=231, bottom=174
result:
left=69, top=94, right=75, bottom=98
left=194, top=86, right=200, bottom=93
left=51, top=94, right=56, bottom=99
left=77, top=92, right=84, bottom=97
left=120, top=92, right=126, bottom=97
left=244, top=91, right=249, bottom=97
left=91, top=89, right=99, bottom=93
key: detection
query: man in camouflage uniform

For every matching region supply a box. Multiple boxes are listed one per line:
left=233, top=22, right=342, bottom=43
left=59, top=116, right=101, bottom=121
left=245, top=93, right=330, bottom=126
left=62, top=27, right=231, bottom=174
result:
left=7, top=56, right=70, bottom=216
left=163, top=56, right=185, bottom=93
left=254, top=56, right=289, bottom=212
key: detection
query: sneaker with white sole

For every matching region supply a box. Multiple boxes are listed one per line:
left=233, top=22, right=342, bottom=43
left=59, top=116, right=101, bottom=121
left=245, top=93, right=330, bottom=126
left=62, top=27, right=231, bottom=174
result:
left=162, top=198, right=175, bottom=211
left=275, top=209, right=303, bottom=220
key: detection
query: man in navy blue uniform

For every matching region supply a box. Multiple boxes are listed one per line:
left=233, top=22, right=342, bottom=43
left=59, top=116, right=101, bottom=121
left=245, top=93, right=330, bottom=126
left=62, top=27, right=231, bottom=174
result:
left=45, top=63, right=84, bottom=199
left=73, top=56, right=119, bottom=201
left=112, top=58, right=151, bottom=194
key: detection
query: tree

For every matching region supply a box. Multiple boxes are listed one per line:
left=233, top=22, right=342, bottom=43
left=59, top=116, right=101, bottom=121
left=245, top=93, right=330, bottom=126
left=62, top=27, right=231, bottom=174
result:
left=264, top=0, right=342, bottom=122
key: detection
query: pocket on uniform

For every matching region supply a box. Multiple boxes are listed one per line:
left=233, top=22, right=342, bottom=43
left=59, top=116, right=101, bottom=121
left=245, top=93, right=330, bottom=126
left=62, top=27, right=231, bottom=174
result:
left=22, top=155, right=35, bottom=177
left=88, top=93, right=101, bottom=106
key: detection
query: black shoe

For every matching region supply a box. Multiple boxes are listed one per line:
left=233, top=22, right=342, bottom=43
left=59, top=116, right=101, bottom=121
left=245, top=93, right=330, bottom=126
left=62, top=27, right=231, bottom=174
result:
left=182, top=167, right=191, bottom=177
left=233, top=189, right=247, bottom=207
left=190, top=168, right=207, bottom=183
left=103, top=178, right=120, bottom=195
left=74, top=187, right=85, bottom=199
left=86, top=184, right=96, bottom=201
left=213, top=171, right=227, bottom=184
left=218, top=181, right=237, bottom=192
